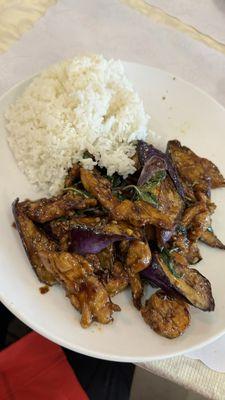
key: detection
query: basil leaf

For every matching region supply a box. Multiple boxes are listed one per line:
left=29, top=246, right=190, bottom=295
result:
left=160, top=248, right=181, bottom=278
left=63, top=187, right=90, bottom=198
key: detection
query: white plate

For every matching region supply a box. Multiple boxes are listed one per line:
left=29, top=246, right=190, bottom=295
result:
left=1, top=62, right=225, bottom=362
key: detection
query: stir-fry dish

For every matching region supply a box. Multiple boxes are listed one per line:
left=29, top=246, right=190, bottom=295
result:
left=12, top=140, right=225, bottom=339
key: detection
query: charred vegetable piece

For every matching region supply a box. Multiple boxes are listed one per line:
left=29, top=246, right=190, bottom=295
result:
left=129, top=271, right=143, bottom=310
left=186, top=242, right=202, bottom=265
left=200, top=229, right=225, bottom=250
left=167, top=140, right=225, bottom=189
left=87, top=250, right=129, bottom=296
left=103, top=220, right=141, bottom=239
left=39, top=251, right=120, bottom=328
left=64, top=163, right=80, bottom=187
left=156, top=227, right=175, bottom=248
left=69, top=227, right=135, bottom=255
left=104, top=261, right=129, bottom=297
left=141, top=290, right=190, bottom=339
left=23, top=192, right=97, bottom=223
left=81, top=166, right=177, bottom=230
left=141, top=253, right=215, bottom=311
left=70, top=216, right=105, bottom=229
left=137, top=141, right=185, bottom=198
left=47, top=216, right=105, bottom=248
left=80, top=168, right=120, bottom=211
left=149, top=175, right=184, bottom=224
left=12, top=199, right=57, bottom=285
left=182, top=203, right=207, bottom=228
left=138, top=157, right=166, bottom=187
left=126, top=240, right=151, bottom=273
left=112, top=199, right=174, bottom=230
left=168, top=226, right=201, bottom=266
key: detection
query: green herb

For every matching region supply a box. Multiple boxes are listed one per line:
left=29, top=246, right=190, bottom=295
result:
left=56, top=216, right=68, bottom=222
left=108, top=173, right=123, bottom=188
left=114, top=191, right=128, bottom=201
left=63, top=187, right=90, bottom=198
left=121, top=184, right=158, bottom=206
left=176, top=224, right=187, bottom=235
left=160, top=248, right=181, bottom=278
left=121, top=170, right=166, bottom=207
left=142, top=170, right=166, bottom=190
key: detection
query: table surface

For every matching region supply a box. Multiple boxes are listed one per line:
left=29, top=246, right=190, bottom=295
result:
left=1, top=1, right=225, bottom=399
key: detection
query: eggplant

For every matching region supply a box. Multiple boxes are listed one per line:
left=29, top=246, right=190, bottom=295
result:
left=167, top=140, right=225, bottom=189
left=141, top=253, right=214, bottom=311
left=12, top=199, right=57, bottom=285
left=69, top=227, right=135, bottom=255
left=137, top=141, right=185, bottom=198
left=200, top=229, right=225, bottom=250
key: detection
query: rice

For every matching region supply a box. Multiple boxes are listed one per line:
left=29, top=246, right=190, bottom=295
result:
left=6, top=54, right=150, bottom=195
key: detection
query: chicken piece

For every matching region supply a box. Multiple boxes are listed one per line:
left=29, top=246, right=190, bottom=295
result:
left=141, top=290, right=190, bottom=339
left=200, top=229, right=225, bottom=250
left=126, top=240, right=151, bottom=273
left=23, top=192, right=97, bottom=223
left=39, top=251, right=120, bottom=328
left=167, top=140, right=225, bottom=189
left=80, top=168, right=120, bottom=211
left=113, top=200, right=174, bottom=229
left=64, top=163, right=80, bottom=187
left=12, top=199, right=57, bottom=285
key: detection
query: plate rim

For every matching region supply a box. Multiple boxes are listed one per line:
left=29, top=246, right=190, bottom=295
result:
left=1, top=60, right=225, bottom=362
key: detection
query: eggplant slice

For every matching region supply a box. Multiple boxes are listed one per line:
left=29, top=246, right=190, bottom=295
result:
left=23, top=192, right=97, bottom=223
left=200, top=229, right=225, bottom=250
left=141, top=253, right=215, bottom=311
left=167, top=140, right=225, bottom=189
left=149, top=175, right=184, bottom=225
left=12, top=199, right=57, bottom=285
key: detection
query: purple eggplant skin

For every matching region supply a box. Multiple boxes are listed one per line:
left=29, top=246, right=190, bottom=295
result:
left=141, top=254, right=174, bottom=292
left=156, top=227, right=175, bottom=248
left=138, top=156, right=166, bottom=186
left=141, top=253, right=215, bottom=312
left=69, top=227, right=135, bottom=255
left=137, top=141, right=185, bottom=199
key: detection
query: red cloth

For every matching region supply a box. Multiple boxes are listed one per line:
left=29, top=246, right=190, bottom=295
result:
left=0, top=331, right=88, bottom=400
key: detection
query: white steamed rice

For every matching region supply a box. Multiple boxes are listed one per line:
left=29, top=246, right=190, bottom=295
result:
left=6, top=54, right=150, bottom=195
